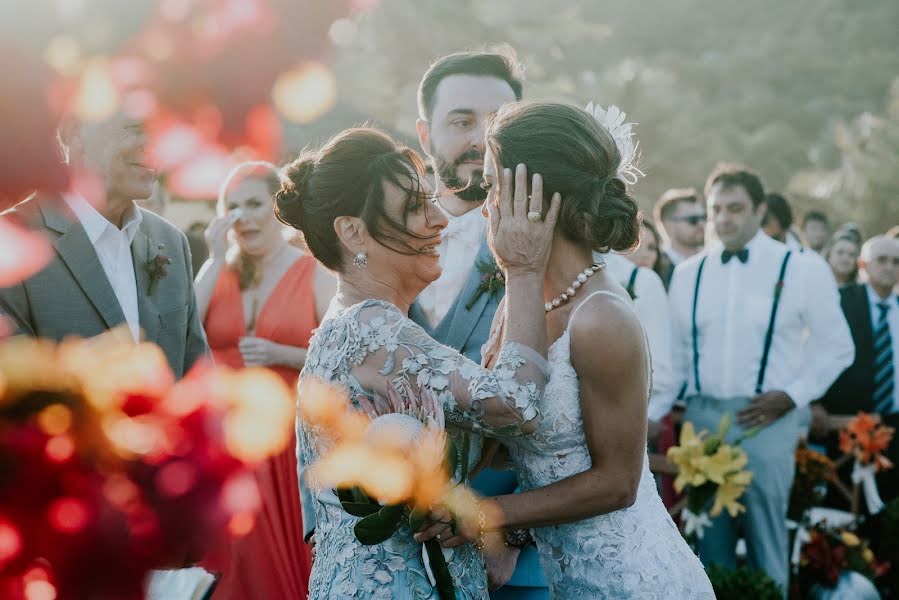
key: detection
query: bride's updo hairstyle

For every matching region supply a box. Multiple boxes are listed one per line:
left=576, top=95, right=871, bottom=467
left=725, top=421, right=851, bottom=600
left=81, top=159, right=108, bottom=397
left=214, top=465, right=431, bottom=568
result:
left=275, top=127, right=435, bottom=272
left=486, top=102, right=641, bottom=252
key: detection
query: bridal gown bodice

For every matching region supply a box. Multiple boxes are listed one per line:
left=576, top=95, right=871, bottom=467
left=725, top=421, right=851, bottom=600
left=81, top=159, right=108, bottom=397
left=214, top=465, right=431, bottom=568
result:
left=506, top=291, right=715, bottom=599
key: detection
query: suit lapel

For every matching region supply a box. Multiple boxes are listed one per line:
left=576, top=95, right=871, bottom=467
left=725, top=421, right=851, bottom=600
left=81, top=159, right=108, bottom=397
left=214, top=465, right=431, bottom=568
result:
left=408, top=301, right=435, bottom=337
left=443, top=239, right=496, bottom=351
left=42, top=200, right=127, bottom=330
left=131, top=227, right=160, bottom=344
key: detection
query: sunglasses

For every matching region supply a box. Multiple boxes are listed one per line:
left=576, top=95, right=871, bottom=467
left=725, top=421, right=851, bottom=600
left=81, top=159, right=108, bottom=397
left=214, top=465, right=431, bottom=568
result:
left=670, top=215, right=707, bottom=226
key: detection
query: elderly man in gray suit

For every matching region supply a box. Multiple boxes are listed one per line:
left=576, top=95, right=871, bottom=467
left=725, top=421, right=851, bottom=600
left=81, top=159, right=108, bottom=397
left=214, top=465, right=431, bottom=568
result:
left=0, top=109, right=208, bottom=378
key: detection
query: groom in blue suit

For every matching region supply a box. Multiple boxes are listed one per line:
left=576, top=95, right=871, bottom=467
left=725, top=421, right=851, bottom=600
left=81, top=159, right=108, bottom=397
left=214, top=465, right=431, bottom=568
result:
left=409, top=49, right=548, bottom=599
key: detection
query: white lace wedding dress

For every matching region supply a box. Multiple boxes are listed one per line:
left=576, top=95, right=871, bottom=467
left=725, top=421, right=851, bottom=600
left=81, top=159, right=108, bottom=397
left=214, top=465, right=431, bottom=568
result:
left=505, top=290, right=715, bottom=599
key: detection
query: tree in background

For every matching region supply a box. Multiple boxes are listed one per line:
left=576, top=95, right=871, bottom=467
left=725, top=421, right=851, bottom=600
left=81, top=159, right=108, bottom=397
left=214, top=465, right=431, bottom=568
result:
left=330, top=0, right=899, bottom=231
left=789, top=79, right=899, bottom=236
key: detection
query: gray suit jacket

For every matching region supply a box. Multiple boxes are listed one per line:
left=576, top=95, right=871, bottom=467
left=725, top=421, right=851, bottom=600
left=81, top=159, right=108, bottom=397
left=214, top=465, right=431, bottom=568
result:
left=0, top=195, right=209, bottom=378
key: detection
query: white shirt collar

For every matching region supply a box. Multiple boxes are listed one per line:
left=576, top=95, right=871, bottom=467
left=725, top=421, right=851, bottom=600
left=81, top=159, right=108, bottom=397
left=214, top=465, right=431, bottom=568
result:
left=664, top=246, right=687, bottom=265
left=710, top=229, right=771, bottom=261
left=441, top=204, right=487, bottom=244
left=64, top=193, right=143, bottom=245
left=866, top=282, right=897, bottom=311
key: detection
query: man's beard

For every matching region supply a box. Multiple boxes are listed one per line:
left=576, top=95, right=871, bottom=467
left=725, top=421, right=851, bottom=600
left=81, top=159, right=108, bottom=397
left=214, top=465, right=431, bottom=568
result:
left=434, top=149, right=487, bottom=203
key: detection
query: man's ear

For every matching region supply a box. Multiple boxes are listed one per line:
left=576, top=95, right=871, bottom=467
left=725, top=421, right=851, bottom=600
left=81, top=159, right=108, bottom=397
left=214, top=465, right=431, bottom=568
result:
left=334, top=215, right=368, bottom=256
left=416, top=118, right=432, bottom=157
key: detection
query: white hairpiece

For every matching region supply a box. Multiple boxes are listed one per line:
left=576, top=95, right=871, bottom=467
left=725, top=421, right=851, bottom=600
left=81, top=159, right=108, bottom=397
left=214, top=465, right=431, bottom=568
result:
left=584, top=102, right=644, bottom=185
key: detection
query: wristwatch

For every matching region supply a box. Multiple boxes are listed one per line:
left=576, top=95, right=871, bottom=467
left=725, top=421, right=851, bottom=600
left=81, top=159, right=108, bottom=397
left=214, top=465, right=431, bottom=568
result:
left=504, top=528, right=533, bottom=549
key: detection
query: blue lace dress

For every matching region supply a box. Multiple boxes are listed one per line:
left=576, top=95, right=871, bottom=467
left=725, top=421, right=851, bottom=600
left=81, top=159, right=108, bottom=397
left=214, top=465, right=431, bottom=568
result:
left=298, top=300, right=548, bottom=600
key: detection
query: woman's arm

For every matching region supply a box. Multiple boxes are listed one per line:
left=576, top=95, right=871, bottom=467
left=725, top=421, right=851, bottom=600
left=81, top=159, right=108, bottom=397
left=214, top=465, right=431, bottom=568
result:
left=193, top=256, right=226, bottom=322
left=347, top=301, right=547, bottom=437
left=489, top=293, right=648, bottom=529
left=193, top=213, right=238, bottom=321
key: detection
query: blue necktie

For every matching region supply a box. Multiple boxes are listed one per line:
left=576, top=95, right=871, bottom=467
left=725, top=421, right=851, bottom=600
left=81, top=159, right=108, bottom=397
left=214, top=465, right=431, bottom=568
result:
left=874, top=301, right=895, bottom=414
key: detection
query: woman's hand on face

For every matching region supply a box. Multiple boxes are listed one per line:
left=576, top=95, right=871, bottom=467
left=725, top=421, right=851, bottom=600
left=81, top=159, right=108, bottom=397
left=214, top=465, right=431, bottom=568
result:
left=205, top=211, right=241, bottom=259
left=487, top=163, right=561, bottom=278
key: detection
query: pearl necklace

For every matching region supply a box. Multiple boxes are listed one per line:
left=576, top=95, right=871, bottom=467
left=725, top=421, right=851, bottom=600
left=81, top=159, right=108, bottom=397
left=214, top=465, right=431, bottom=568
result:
left=544, top=261, right=606, bottom=312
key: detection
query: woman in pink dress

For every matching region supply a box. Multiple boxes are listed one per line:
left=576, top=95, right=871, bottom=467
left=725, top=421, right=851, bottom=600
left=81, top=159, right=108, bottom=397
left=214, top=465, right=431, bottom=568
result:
left=194, top=161, right=335, bottom=599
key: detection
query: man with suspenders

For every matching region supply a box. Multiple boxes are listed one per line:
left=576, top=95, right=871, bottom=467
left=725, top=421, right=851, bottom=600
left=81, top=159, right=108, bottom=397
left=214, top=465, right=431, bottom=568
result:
left=668, top=164, right=855, bottom=594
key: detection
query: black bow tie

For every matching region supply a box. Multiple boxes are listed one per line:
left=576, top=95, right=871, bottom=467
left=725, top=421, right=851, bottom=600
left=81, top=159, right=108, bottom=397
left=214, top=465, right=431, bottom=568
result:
left=721, top=248, right=749, bottom=264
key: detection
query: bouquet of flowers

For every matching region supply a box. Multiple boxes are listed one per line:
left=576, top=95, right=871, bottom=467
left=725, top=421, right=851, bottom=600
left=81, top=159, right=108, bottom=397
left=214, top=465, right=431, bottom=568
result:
left=0, top=329, right=294, bottom=599
left=789, top=442, right=839, bottom=522
left=798, top=523, right=890, bottom=594
left=666, top=413, right=754, bottom=540
left=839, top=412, right=894, bottom=514
left=299, top=379, right=481, bottom=600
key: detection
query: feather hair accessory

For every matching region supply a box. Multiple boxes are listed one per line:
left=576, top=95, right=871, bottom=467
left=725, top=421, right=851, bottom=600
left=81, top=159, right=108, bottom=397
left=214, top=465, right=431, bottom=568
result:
left=584, top=102, right=645, bottom=185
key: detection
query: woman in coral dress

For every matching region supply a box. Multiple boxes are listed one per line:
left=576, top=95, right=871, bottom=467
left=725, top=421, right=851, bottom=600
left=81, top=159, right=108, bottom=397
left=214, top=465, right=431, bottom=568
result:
left=194, top=161, right=335, bottom=599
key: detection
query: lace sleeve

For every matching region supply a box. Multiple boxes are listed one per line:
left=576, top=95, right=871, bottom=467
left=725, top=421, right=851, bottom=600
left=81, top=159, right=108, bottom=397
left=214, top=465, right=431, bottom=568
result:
left=347, top=301, right=546, bottom=437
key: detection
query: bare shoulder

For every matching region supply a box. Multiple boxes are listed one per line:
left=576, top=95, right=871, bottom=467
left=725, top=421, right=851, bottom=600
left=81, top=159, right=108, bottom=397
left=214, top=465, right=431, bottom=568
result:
left=568, top=289, right=646, bottom=376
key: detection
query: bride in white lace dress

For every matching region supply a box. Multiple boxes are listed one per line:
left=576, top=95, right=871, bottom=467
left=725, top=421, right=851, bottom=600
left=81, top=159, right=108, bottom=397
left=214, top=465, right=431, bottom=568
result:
left=454, top=102, right=714, bottom=599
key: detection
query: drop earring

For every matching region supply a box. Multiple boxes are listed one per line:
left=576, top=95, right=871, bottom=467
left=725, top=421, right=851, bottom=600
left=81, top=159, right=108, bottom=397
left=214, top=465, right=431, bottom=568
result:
left=352, top=251, right=368, bottom=268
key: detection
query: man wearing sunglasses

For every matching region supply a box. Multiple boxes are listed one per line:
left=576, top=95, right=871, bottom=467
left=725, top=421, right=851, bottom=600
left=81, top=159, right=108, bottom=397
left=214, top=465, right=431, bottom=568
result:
left=654, top=188, right=707, bottom=286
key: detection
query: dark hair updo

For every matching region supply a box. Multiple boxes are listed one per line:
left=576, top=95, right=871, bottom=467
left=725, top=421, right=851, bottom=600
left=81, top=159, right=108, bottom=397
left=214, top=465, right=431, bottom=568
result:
left=485, top=101, right=641, bottom=252
left=275, top=127, right=434, bottom=272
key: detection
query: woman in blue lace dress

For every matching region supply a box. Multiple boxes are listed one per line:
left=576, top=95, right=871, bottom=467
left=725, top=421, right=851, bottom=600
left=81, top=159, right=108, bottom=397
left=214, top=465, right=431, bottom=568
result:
left=274, top=127, right=561, bottom=599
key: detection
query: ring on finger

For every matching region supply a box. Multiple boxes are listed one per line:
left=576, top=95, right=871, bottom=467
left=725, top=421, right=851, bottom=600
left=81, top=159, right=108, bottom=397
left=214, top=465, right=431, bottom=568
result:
left=527, top=210, right=542, bottom=223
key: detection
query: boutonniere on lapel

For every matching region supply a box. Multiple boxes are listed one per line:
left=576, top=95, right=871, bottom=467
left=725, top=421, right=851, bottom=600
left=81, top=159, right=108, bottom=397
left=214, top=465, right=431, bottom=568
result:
left=145, top=239, right=172, bottom=295
left=465, top=258, right=505, bottom=310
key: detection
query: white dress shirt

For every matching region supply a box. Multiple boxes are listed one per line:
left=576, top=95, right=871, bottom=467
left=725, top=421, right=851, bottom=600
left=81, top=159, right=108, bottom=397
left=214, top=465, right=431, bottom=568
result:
left=866, top=283, right=899, bottom=412
left=668, top=230, right=855, bottom=408
left=663, top=247, right=688, bottom=266
left=602, top=252, right=678, bottom=421
left=65, top=193, right=143, bottom=342
left=418, top=206, right=487, bottom=328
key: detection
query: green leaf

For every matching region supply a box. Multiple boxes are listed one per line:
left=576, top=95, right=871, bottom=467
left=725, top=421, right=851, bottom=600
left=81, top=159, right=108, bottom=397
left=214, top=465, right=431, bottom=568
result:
left=458, top=433, right=471, bottom=483
left=336, top=486, right=377, bottom=505
left=335, top=488, right=354, bottom=504
left=444, top=436, right=458, bottom=477
left=717, top=412, right=732, bottom=440
left=342, top=502, right=381, bottom=517
left=354, top=504, right=405, bottom=545
left=703, top=437, right=721, bottom=455
left=424, top=538, right=456, bottom=600
left=408, top=506, right=428, bottom=532
left=734, top=426, right=762, bottom=446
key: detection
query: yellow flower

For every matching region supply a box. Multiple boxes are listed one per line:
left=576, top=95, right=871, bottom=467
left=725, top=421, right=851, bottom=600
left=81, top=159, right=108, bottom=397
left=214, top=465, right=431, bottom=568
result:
left=863, top=548, right=874, bottom=562
left=668, top=422, right=710, bottom=491
left=704, top=447, right=740, bottom=485
left=841, top=531, right=861, bottom=547
left=711, top=478, right=749, bottom=518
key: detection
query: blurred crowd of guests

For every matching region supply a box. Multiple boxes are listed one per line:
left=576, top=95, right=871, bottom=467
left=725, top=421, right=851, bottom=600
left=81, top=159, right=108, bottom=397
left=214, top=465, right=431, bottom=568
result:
left=2, top=60, right=895, bottom=596
left=138, top=163, right=898, bottom=596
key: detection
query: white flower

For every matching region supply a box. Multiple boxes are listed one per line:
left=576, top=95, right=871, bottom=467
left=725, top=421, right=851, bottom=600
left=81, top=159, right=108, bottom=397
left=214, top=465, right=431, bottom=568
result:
left=365, top=413, right=426, bottom=450
left=681, top=508, right=712, bottom=539
left=385, top=555, right=406, bottom=572
left=373, top=569, right=393, bottom=585
left=584, top=102, right=644, bottom=185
